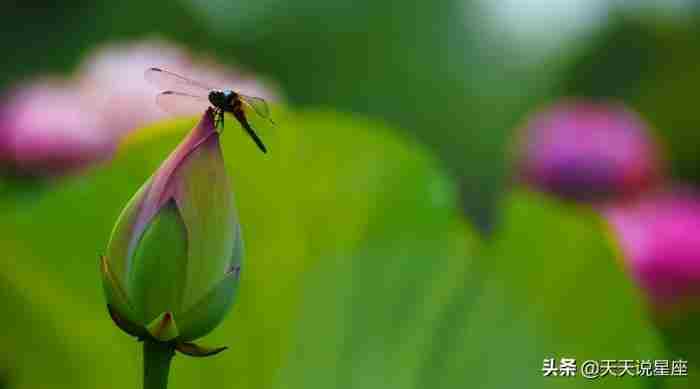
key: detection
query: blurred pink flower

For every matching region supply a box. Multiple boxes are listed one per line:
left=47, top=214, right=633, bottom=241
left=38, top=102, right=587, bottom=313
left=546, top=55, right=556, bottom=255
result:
left=516, top=100, right=662, bottom=202
left=77, top=40, right=193, bottom=138
left=0, top=39, right=279, bottom=177
left=0, top=81, right=113, bottom=176
left=605, top=190, right=700, bottom=309
left=78, top=40, right=278, bottom=139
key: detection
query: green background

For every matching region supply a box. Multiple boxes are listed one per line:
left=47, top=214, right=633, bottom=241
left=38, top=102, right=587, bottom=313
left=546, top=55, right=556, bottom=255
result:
left=2, top=1, right=700, bottom=388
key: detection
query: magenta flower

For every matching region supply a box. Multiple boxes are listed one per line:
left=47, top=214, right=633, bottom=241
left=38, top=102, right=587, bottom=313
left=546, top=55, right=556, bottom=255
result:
left=516, top=100, right=662, bottom=202
left=605, top=190, right=700, bottom=309
left=0, top=81, right=113, bottom=176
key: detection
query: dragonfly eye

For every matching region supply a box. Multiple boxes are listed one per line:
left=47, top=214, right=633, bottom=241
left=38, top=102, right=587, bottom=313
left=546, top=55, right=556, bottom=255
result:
left=222, top=90, right=237, bottom=104
left=208, top=91, right=225, bottom=108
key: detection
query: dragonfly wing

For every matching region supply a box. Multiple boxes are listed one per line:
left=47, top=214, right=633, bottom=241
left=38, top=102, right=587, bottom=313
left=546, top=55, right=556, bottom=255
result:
left=239, top=94, right=275, bottom=124
left=145, top=67, right=213, bottom=96
left=156, top=91, right=211, bottom=116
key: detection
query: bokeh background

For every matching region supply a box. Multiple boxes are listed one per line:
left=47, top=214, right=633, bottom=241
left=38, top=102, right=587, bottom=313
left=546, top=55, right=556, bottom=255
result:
left=3, top=1, right=700, bottom=388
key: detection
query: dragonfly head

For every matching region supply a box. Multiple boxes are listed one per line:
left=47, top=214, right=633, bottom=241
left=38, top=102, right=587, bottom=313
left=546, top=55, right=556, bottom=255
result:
left=208, top=90, right=226, bottom=109
left=208, top=90, right=238, bottom=110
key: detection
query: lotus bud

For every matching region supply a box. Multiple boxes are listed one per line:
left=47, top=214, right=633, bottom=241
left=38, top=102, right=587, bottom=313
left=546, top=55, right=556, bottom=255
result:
left=516, top=100, right=662, bottom=202
left=101, top=108, right=242, bottom=356
left=606, top=190, right=700, bottom=309
left=605, top=190, right=700, bottom=358
left=0, top=81, right=113, bottom=176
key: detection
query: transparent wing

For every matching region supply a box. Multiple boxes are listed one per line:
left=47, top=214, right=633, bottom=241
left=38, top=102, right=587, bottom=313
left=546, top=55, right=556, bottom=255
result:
left=145, top=67, right=213, bottom=96
left=240, top=94, right=275, bottom=125
left=155, top=91, right=210, bottom=116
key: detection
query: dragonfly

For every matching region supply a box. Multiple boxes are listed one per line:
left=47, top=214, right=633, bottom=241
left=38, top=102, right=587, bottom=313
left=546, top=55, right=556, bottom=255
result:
left=145, top=67, right=274, bottom=153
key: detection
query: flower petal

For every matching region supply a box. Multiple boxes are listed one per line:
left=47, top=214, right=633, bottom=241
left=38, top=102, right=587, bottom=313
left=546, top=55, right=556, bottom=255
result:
left=146, top=312, right=179, bottom=342
left=106, top=304, right=147, bottom=339
left=105, top=183, right=149, bottom=294
left=124, top=109, right=219, bottom=280
left=175, top=342, right=228, bottom=357
left=177, top=265, right=240, bottom=342
left=128, top=199, right=188, bottom=324
left=160, top=112, right=239, bottom=310
left=100, top=254, right=141, bottom=329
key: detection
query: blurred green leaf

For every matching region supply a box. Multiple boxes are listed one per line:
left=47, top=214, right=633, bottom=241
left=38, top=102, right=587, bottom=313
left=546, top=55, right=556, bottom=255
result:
left=273, top=167, right=477, bottom=388
left=273, top=189, right=666, bottom=388
left=0, top=105, right=463, bottom=389
left=0, top=273, right=103, bottom=388
left=469, top=190, right=665, bottom=388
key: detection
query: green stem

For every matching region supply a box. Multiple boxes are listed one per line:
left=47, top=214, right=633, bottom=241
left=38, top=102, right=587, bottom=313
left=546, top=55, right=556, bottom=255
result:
left=143, top=339, right=175, bottom=389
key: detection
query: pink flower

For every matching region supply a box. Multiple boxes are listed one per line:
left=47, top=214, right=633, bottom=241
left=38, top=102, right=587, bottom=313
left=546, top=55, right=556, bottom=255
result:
left=516, top=100, right=662, bottom=202
left=0, top=81, right=113, bottom=176
left=605, top=190, right=700, bottom=309
left=0, top=39, right=280, bottom=177
left=77, top=40, right=194, bottom=138
left=78, top=40, right=278, bottom=139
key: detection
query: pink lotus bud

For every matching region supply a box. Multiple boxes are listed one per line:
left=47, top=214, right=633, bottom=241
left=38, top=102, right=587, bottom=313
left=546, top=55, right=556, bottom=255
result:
left=516, top=100, right=662, bottom=202
left=102, top=108, right=241, bottom=353
left=606, top=190, right=700, bottom=358
left=0, top=81, right=113, bottom=176
left=605, top=191, right=700, bottom=309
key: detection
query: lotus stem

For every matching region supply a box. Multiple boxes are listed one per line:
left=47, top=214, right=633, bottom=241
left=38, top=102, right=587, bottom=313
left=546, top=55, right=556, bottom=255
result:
left=143, top=339, right=175, bottom=389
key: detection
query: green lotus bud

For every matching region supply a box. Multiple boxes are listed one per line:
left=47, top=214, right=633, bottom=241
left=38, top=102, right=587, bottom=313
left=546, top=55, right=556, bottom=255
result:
left=101, top=108, right=242, bottom=356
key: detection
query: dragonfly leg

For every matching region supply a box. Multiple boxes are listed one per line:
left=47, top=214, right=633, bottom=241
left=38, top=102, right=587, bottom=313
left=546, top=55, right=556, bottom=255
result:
left=213, top=108, right=225, bottom=132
